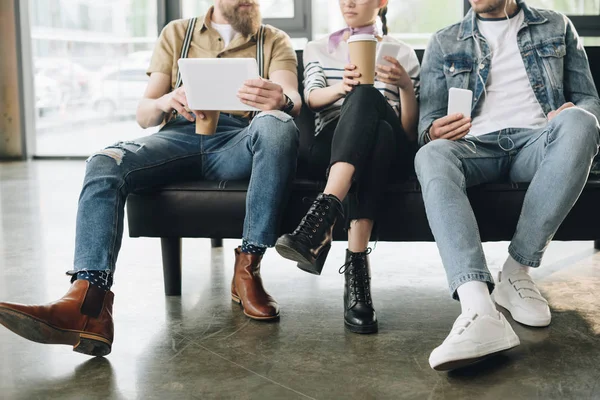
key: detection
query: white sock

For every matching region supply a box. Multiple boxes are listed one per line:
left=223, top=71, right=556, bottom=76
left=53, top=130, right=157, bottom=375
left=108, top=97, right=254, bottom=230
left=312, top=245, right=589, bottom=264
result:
left=502, top=255, right=530, bottom=276
left=456, top=281, right=497, bottom=316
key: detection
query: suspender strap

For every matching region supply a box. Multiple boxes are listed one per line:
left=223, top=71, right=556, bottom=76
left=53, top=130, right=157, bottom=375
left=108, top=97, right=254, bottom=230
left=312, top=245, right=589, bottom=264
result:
left=256, top=24, right=266, bottom=78
left=251, top=24, right=266, bottom=118
left=174, top=17, right=197, bottom=90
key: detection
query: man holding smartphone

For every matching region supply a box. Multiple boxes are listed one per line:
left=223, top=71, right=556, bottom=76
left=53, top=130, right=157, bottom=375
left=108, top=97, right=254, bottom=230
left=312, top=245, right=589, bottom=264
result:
left=416, top=0, right=600, bottom=370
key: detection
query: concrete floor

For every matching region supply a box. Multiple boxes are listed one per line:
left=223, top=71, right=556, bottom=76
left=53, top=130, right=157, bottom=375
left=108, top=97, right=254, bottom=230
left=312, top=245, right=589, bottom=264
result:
left=0, top=161, right=599, bottom=400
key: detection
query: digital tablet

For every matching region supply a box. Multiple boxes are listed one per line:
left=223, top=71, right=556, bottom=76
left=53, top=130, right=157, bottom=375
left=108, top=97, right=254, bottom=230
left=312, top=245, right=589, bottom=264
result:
left=177, top=58, right=260, bottom=111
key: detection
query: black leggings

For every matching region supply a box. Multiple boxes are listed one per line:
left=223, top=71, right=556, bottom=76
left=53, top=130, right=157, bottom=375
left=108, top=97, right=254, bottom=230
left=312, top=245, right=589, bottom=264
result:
left=307, top=85, right=415, bottom=225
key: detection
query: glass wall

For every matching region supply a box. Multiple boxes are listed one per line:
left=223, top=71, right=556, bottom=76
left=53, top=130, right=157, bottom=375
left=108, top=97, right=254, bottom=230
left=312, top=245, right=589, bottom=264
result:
left=183, top=0, right=296, bottom=19
left=30, top=0, right=159, bottom=156
left=527, top=0, right=599, bottom=14
left=26, top=0, right=600, bottom=156
left=312, top=0, right=600, bottom=48
left=312, top=0, right=464, bottom=47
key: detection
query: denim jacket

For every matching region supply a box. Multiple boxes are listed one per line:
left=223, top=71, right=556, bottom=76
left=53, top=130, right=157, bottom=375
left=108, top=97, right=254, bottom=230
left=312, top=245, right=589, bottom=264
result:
left=418, top=0, right=600, bottom=146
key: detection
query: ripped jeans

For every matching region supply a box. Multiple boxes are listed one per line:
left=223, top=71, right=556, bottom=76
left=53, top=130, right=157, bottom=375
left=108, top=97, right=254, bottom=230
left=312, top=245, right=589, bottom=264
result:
left=73, top=112, right=299, bottom=273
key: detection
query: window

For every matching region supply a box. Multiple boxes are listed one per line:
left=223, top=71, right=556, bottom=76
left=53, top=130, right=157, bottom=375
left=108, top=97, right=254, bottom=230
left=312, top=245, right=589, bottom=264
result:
left=183, top=0, right=296, bottom=19
left=313, top=1, right=600, bottom=49
left=312, top=0, right=464, bottom=48
left=583, top=37, right=600, bottom=45
left=527, top=0, right=599, bottom=15
left=29, top=0, right=159, bottom=156
left=526, top=1, right=600, bottom=37
left=181, top=0, right=310, bottom=47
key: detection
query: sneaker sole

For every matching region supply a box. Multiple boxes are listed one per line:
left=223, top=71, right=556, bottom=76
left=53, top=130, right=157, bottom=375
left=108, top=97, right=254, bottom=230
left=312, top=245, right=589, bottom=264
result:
left=431, top=335, right=520, bottom=371
left=231, top=294, right=280, bottom=321
left=494, top=293, right=551, bottom=327
left=0, top=306, right=111, bottom=356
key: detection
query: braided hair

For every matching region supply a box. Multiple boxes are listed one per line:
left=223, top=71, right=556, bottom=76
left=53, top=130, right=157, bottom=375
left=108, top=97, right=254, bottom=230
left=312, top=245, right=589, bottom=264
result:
left=378, top=5, right=388, bottom=36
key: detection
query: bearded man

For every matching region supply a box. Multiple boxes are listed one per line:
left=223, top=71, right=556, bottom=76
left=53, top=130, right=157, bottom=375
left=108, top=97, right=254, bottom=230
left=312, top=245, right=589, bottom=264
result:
left=0, top=0, right=301, bottom=356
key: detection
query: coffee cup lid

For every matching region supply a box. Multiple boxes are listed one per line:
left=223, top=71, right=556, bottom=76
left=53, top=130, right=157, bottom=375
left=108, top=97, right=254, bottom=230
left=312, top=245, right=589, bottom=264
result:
left=347, top=34, right=377, bottom=43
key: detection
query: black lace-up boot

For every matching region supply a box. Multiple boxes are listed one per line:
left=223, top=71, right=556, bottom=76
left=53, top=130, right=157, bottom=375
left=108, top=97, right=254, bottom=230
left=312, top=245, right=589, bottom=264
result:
left=339, top=248, right=378, bottom=334
left=275, top=193, right=344, bottom=275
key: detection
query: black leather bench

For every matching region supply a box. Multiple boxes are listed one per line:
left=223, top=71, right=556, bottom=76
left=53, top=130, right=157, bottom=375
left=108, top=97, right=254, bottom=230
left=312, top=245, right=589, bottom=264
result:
left=127, top=47, right=600, bottom=296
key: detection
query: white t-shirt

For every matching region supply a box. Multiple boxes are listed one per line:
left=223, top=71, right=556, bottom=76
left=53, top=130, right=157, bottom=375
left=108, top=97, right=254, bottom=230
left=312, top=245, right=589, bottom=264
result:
left=470, top=10, right=547, bottom=137
left=303, top=35, right=421, bottom=135
left=211, top=22, right=237, bottom=48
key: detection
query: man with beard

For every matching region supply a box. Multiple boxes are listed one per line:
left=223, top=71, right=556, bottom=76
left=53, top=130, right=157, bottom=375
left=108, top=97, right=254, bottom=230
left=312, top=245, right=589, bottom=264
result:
left=0, top=0, right=301, bottom=356
left=416, top=0, right=600, bottom=370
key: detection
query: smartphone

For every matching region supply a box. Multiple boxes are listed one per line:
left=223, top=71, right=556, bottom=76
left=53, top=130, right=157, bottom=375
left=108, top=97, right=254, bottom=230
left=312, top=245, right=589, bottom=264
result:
left=375, top=42, right=401, bottom=67
left=447, top=88, right=473, bottom=118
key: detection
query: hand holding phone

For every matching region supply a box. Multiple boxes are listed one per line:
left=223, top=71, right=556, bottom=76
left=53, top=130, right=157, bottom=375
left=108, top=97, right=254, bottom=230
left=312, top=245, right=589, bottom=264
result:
left=375, top=42, right=401, bottom=67
left=447, top=88, right=473, bottom=118
left=428, top=88, right=473, bottom=141
left=375, top=42, right=412, bottom=89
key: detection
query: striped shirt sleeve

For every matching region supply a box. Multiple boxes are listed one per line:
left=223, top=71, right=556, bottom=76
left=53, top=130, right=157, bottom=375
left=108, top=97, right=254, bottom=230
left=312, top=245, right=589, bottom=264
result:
left=402, top=47, right=421, bottom=100
left=303, top=43, right=328, bottom=101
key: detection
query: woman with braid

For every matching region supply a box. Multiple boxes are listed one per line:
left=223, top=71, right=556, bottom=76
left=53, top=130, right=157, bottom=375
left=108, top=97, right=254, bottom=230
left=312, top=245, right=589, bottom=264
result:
left=276, top=0, right=420, bottom=334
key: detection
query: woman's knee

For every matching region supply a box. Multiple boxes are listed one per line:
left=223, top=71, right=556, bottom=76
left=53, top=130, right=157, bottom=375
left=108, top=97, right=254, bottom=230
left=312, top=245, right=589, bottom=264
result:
left=345, top=85, right=382, bottom=105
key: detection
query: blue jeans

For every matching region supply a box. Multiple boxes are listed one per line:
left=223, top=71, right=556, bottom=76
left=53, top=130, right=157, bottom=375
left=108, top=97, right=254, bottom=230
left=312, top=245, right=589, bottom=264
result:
left=73, top=111, right=299, bottom=273
left=415, top=108, right=600, bottom=298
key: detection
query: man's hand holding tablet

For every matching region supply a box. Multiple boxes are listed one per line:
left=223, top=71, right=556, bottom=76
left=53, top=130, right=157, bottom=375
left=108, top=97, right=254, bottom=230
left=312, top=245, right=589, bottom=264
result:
left=237, top=78, right=286, bottom=111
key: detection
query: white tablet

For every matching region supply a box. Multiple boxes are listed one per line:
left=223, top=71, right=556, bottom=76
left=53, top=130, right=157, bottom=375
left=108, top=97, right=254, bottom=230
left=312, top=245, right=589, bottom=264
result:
left=177, top=58, right=260, bottom=111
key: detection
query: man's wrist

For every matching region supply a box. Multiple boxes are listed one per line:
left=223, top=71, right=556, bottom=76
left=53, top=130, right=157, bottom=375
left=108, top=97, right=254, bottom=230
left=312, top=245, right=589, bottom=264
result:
left=425, top=125, right=433, bottom=143
left=280, top=93, right=295, bottom=114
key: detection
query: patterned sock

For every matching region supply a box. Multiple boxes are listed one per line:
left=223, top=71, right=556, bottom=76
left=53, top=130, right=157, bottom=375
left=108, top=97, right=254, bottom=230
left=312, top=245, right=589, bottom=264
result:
left=241, top=239, right=267, bottom=256
left=71, top=270, right=113, bottom=291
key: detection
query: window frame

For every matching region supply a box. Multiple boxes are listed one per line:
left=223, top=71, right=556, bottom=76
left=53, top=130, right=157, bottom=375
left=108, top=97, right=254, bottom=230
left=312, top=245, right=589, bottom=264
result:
left=160, top=0, right=311, bottom=39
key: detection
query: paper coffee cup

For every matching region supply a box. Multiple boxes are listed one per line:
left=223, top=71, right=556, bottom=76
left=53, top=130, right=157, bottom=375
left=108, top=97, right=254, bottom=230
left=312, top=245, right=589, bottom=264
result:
left=347, top=34, right=378, bottom=85
left=195, top=110, right=220, bottom=135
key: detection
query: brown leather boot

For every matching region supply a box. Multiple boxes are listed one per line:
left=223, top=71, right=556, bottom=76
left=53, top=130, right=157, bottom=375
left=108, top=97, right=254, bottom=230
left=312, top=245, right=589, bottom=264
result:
left=0, top=280, right=114, bottom=356
left=231, top=247, right=279, bottom=320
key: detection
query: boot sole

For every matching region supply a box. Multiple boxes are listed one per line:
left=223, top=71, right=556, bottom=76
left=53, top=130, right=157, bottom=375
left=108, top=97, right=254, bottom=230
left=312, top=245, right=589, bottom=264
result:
left=275, top=240, right=329, bottom=276
left=0, top=306, right=112, bottom=357
left=231, top=294, right=280, bottom=321
left=344, top=320, right=378, bottom=334
left=275, top=242, right=314, bottom=265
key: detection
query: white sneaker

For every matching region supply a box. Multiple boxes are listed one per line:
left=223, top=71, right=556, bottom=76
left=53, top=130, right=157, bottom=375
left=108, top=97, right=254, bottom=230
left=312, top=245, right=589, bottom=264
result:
left=429, top=310, right=520, bottom=371
left=494, top=271, right=551, bottom=327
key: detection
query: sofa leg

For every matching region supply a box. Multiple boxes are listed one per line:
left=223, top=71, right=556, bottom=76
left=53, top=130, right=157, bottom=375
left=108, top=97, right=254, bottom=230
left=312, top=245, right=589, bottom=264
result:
left=161, top=237, right=182, bottom=296
left=211, top=238, right=223, bottom=248
left=595, top=240, right=600, bottom=251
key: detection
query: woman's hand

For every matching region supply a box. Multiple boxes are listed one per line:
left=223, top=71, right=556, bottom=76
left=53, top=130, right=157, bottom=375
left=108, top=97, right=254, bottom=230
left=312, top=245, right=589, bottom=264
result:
left=376, top=57, right=412, bottom=90
left=339, top=64, right=361, bottom=94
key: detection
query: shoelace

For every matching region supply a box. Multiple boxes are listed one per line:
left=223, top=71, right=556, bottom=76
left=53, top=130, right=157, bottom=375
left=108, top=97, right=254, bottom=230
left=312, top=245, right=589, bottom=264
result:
left=339, top=248, right=373, bottom=304
left=507, top=273, right=548, bottom=304
left=292, top=198, right=331, bottom=241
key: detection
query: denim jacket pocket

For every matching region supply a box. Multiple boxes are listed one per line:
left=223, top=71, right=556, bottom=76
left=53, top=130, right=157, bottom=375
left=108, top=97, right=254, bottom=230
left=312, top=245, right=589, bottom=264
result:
left=535, top=38, right=566, bottom=90
left=443, top=57, right=473, bottom=90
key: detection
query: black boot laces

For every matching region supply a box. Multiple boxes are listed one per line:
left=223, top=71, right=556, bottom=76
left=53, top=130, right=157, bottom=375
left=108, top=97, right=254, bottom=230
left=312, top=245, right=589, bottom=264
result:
left=339, top=248, right=373, bottom=305
left=293, top=196, right=341, bottom=244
